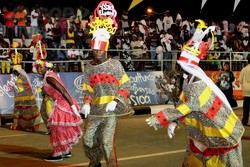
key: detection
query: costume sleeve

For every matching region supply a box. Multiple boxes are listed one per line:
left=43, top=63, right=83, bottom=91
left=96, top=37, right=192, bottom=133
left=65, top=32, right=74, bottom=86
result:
left=82, top=67, right=94, bottom=104
left=148, top=89, right=201, bottom=130
left=114, top=61, right=130, bottom=105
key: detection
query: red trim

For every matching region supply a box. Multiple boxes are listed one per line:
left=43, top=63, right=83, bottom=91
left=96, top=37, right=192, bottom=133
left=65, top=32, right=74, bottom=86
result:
left=178, top=56, right=199, bottom=66
left=90, top=74, right=119, bottom=88
left=203, top=96, right=223, bottom=120
left=155, top=111, right=169, bottom=126
left=84, top=96, right=92, bottom=103
left=189, top=139, right=239, bottom=156
left=117, top=89, right=130, bottom=99
left=91, top=40, right=108, bottom=51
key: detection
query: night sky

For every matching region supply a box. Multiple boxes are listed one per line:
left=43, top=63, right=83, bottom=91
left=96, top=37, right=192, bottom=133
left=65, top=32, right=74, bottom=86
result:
left=0, top=0, right=249, bottom=22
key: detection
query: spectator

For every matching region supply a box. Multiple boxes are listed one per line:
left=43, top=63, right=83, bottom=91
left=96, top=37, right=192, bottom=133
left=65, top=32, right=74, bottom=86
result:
left=163, top=10, right=174, bottom=31
left=75, top=23, right=84, bottom=49
left=147, top=30, right=159, bottom=67
left=3, top=6, right=15, bottom=44
left=67, top=44, right=81, bottom=71
left=160, top=30, right=174, bottom=70
left=180, top=24, right=190, bottom=44
left=66, top=26, right=75, bottom=49
left=15, top=5, right=29, bottom=39
left=51, top=19, right=62, bottom=48
left=156, top=14, right=164, bottom=33
left=44, top=17, right=54, bottom=47
left=30, top=6, right=39, bottom=35
left=217, top=63, right=237, bottom=108
left=120, top=10, right=130, bottom=34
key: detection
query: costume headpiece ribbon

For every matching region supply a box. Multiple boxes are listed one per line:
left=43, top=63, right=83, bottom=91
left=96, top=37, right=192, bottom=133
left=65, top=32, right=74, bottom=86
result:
left=31, top=34, right=52, bottom=73
left=88, top=1, right=118, bottom=51
left=178, top=19, right=215, bottom=66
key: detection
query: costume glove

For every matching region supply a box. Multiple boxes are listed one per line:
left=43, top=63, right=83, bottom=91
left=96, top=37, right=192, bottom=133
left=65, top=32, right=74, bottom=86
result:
left=81, top=103, right=90, bottom=118
left=167, top=122, right=177, bottom=139
left=105, top=101, right=117, bottom=112
left=71, top=104, right=80, bottom=116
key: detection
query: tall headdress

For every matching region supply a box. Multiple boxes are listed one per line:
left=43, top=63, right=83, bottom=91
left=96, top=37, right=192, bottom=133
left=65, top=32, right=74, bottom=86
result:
left=32, top=34, right=47, bottom=60
left=11, top=41, right=23, bottom=70
left=177, top=19, right=232, bottom=110
left=88, top=1, right=118, bottom=51
left=32, top=34, right=53, bottom=73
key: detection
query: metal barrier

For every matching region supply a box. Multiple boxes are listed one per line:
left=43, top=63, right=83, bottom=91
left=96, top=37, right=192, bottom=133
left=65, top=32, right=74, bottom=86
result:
left=0, top=47, right=249, bottom=73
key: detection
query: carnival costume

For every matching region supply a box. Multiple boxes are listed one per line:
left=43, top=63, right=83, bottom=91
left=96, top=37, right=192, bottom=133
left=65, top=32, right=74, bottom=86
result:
left=146, top=20, right=244, bottom=167
left=32, top=35, right=83, bottom=158
left=82, top=2, right=134, bottom=167
left=11, top=41, right=41, bottom=131
left=42, top=69, right=83, bottom=156
left=32, top=34, right=53, bottom=133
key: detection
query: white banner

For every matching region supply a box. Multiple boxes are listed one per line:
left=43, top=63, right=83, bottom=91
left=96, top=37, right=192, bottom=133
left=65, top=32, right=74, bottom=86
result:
left=201, top=0, right=208, bottom=10
left=233, top=0, right=241, bottom=12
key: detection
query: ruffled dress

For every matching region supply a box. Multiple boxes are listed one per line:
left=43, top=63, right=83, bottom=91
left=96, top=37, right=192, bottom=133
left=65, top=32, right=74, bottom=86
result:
left=43, top=71, right=83, bottom=156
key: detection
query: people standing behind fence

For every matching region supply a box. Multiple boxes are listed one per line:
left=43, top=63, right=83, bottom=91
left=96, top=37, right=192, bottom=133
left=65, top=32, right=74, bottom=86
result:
left=160, top=30, right=175, bottom=70
left=216, top=63, right=238, bottom=108
left=120, top=10, right=130, bottom=35
left=163, top=10, right=174, bottom=31
left=44, top=17, right=54, bottom=47
left=67, top=44, right=81, bottom=71
left=146, top=29, right=159, bottom=68
left=14, top=5, right=29, bottom=39
left=3, top=6, right=15, bottom=44
left=66, top=26, right=75, bottom=49
left=180, top=24, right=190, bottom=44
left=130, top=34, right=146, bottom=71
left=51, top=19, right=62, bottom=48
left=30, top=6, right=40, bottom=35
left=75, top=23, right=85, bottom=49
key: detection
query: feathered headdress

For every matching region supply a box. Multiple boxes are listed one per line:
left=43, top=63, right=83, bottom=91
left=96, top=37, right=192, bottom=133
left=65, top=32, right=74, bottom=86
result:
left=31, top=34, right=53, bottom=73
left=11, top=41, right=23, bottom=70
left=177, top=19, right=232, bottom=110
left=88, top=1, right=118, bottom=51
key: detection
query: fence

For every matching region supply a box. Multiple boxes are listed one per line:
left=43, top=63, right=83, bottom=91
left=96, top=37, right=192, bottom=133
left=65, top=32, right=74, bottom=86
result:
left=0, top=47, right=249, bottom=74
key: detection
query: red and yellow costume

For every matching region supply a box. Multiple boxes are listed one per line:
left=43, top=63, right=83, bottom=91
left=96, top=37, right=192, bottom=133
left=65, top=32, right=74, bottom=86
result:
left=147, top=20, right=244, bottom=167
left=82, top=2, right=133, bottom=167
left=11, top=41, right=41, bottom=131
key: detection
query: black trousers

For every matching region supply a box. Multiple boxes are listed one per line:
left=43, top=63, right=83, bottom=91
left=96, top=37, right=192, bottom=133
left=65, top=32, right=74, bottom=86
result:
left=242, top=96, right=250, bottom=125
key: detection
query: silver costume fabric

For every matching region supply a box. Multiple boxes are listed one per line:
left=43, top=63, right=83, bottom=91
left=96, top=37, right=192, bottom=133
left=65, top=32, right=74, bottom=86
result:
left=83, top=59, right=134, bottom=167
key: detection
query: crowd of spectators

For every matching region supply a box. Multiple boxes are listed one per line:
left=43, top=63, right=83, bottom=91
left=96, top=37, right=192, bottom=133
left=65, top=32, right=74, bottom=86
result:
left=0, top=5, right=249, bottom=73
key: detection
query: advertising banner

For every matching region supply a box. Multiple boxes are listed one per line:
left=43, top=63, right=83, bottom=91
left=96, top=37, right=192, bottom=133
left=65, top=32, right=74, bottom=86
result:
left=0, top=71, right=164, bottom=115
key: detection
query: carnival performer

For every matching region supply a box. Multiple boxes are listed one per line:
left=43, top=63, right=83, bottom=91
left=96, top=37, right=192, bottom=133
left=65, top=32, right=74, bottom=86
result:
left=146, top=20, right=245, bottom=167
left=32, top=34, right=83, bottom=161
left=10, top=41, right=41, bottom=131
left=31, top=34, right=53, bottom=135
left=81, top=2, right=134, bottom=167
